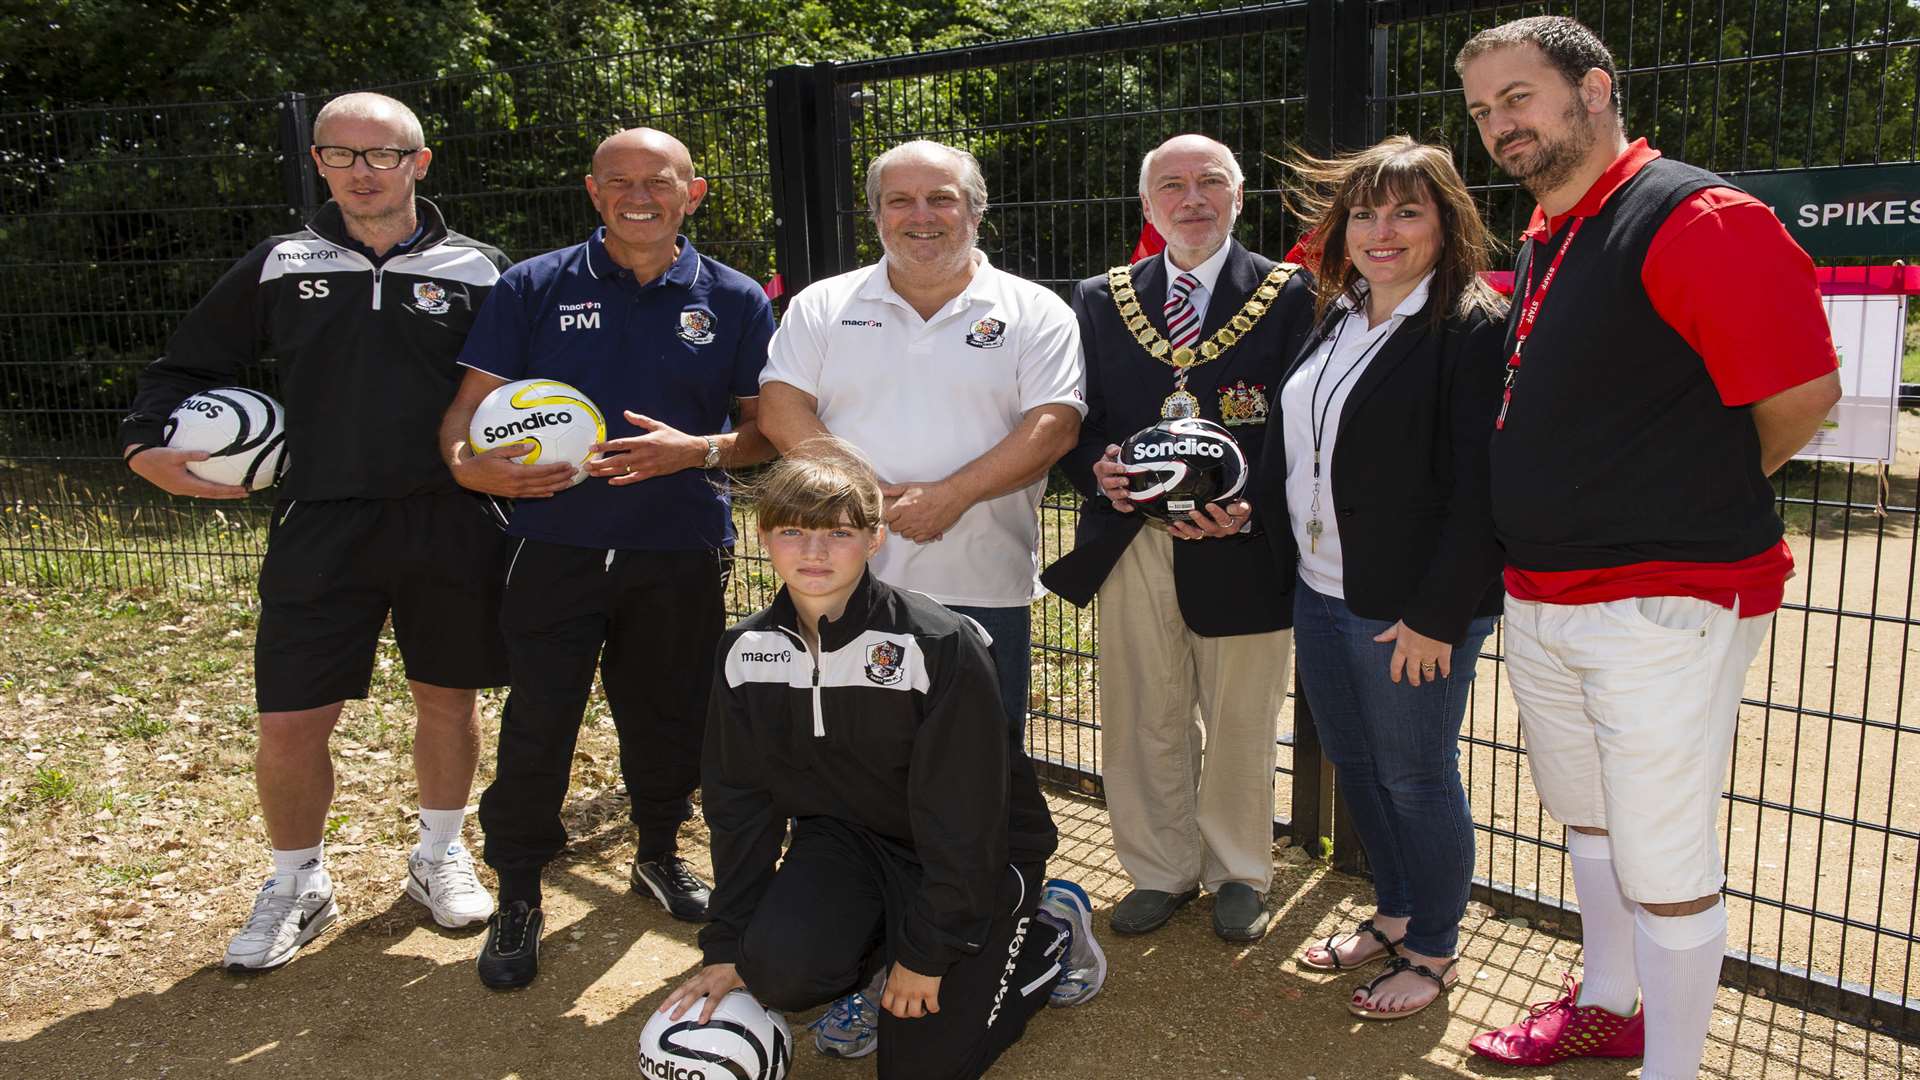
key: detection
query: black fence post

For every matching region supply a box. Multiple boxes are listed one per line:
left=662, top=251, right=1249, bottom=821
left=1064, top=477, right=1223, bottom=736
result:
left=1288, top=672, right=1336, bottom=855
left=1305, top=0, right=1375, bottom=154
left=766, top=63, right=846, bottom=298
left=825, top=73, right=859, bottom=277
left=276, top=91, right=317, bottom=223
left=1296, top=0, right=1376, bottom=870
left=766, top=65, right=812, bottom=299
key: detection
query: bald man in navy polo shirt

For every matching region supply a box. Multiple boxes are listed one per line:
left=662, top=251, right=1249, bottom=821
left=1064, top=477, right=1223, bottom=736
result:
left=439, top=127, right=776, bottom=990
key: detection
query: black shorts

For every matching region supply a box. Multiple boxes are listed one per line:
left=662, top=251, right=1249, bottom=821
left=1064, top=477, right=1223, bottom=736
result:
left=254, top=492, right=512, bottom=712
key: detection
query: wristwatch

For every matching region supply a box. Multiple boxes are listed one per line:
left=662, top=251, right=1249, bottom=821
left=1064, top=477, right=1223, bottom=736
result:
left=702, top=436, right=721, bottom=470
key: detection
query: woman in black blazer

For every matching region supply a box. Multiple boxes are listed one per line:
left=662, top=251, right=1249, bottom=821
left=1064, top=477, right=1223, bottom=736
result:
left=1262, top=137, right=1508, bottom=1019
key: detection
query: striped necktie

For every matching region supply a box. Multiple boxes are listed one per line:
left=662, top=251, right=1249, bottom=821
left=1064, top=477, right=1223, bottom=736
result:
left=1165, top=271, right=1202, bottom=351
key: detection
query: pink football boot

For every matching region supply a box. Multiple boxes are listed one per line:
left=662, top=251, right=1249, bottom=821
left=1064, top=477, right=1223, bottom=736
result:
left=1468, top=975, right=1645, bottom=1066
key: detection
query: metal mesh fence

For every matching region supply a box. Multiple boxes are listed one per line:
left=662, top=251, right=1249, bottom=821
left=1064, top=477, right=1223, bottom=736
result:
left=0, top=97, right=289, bottom=589
left=0, top=34, right=779, bottom=592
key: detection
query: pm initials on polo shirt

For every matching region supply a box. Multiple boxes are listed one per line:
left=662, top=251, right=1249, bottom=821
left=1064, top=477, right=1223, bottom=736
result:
left=456, top=228, right=774, bottom=553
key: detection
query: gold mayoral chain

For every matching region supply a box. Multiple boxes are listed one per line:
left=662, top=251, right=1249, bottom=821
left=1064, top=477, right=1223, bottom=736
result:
left=1108, top=261, right=1301, bottom=419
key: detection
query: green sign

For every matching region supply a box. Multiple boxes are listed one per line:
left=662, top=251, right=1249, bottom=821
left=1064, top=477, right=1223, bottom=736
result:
left=1734, top=164, right=1920, bottom=258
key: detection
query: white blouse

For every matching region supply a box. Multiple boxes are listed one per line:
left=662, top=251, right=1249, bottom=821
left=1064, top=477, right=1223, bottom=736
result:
left=1280, top=272, right=1434, bottom=598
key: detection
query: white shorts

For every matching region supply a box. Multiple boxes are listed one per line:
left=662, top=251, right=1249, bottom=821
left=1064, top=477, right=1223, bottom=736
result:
left=1503, top=594, right=1772, bottom=905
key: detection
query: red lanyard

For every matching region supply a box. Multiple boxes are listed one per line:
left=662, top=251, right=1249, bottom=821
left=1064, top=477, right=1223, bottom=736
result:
left=1496, top=216, right=1584, bottom=430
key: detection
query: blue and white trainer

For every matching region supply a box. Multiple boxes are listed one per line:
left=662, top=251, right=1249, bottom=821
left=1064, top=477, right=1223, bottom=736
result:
left=224, top=869, right=337, bottom=971
left=1039, top=878, right=1108, bottom=1007
left=807, top=988, right=880, bottom=1058
left=406, top=840, right=494, bottom=929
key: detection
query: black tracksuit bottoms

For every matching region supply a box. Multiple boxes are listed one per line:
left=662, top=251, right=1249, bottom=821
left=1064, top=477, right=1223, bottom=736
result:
left=480, top=539, right=728, bottom=900
left=736, top=817, right=1062, bottom=1080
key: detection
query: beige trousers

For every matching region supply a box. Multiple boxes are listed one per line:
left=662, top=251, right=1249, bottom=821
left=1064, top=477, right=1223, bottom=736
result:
left=1096, top=527, right=1290, bottom=895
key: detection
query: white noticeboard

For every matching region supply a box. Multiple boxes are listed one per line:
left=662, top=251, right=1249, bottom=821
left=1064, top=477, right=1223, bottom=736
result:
left=1797, top=293, right=1904, bottom=464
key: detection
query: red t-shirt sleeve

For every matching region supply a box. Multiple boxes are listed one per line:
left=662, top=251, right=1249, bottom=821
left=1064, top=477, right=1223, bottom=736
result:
left=1642, top=190, right=1838, bottom=406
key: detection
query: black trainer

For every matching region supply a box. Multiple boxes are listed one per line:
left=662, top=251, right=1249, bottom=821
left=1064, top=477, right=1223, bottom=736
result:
left=631, top=855, right=712, bottom=922
left=477, top=900, right=542, bottom=990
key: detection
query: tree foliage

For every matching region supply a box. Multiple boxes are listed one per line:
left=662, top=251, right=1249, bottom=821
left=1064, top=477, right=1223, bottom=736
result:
left=4, top=0, right=1919, bottom=454
left=2, top=0, right=1179, bottom=107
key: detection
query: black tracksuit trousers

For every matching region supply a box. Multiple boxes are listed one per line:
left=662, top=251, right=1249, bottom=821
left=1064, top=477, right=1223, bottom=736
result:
left=480, top=539, right=728, bottom=899
left=736, top=817, right=1062, bottom=1080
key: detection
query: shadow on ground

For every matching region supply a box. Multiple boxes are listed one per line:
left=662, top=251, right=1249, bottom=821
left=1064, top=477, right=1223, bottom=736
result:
left=4, top=793, right=1911, bottom=1079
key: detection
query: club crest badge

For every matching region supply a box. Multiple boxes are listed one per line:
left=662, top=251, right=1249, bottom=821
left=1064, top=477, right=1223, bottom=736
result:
left=1218, top=380, right=1270, bottom=427
left=678, top=307, right=717, bottom=345
left=412, top=281, right=451, bottom=315
left=964, top=316, right=1006, bottom=349
left=864, top=640, right=905, bottom=686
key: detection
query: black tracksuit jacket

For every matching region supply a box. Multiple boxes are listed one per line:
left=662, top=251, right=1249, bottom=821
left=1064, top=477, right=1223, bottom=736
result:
left=699, top=572, right=1059, bottom=977
left=119, top=198, right=509, bottom=501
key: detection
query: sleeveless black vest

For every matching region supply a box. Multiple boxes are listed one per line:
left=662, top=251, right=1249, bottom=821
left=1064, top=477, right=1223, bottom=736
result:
left=1490, top=156, right=1783, bottom=571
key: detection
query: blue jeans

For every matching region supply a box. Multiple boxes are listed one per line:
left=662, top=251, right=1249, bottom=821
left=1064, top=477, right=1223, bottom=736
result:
left=1292, top=578, right=1494, bottom=957
left=949, top=603, right=1032, bottom=748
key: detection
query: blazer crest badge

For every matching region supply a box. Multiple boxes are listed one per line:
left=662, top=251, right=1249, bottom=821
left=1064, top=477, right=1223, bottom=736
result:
left=1218, top=381, right=1270, bottom=426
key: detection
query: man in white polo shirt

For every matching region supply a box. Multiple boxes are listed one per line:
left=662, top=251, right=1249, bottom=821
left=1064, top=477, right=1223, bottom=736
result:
left=761, top=140, right=1085, bottom=744
left=758, top=138, right=1086, bottom=1060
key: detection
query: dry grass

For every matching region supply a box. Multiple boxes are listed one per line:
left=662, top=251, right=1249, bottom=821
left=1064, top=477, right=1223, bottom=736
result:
left=0, top=583, right=550, bottom=1024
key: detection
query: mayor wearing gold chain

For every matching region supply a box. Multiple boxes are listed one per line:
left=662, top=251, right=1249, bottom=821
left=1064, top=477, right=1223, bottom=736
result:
left=1043, top=134, right=1317, bottom=943
left=1245, top=136, right=1508, bottom=1020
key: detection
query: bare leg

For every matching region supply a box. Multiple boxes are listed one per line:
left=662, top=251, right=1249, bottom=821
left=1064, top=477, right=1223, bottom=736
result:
left=410, top=681, right=481, bottom=811
left=256, top=704, right=347, bottom=849
left=1304, top=912, right=1409, bottom=968
left=1352, top=942, right=1456, bottom=1014
left=1642, top=895, right=1720, bottom=917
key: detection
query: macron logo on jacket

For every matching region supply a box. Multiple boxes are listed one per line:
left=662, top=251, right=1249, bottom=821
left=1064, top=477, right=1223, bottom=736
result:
left=255, top=236, right=503, bottom=311
left=726, top=629, right=929, bottom=694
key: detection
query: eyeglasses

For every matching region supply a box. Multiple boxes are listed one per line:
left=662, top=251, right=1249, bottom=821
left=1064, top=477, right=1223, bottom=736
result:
left=314, top=145, right=421, bottom=170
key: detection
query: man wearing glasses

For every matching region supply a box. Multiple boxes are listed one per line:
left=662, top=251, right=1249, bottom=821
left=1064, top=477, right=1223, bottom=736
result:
left=120, top=92, right=517, bottom=972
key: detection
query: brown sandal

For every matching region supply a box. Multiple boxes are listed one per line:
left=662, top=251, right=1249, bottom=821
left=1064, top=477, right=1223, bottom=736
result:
left=1301, top=918, right=1403, bottom=972
left=1347, top=956, right=1459, bottom=1020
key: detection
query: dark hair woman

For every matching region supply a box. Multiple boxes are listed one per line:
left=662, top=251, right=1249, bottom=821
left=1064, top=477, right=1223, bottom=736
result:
left=1260, top=136, right=1508, bottom=1019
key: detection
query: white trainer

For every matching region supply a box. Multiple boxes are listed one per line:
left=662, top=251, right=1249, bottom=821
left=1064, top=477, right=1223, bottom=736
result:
left=406, top=841, right=495, bottom=929
left=224, top=870, right=338, bottom=971
left=1039, top=878, right=1108, bottom=1007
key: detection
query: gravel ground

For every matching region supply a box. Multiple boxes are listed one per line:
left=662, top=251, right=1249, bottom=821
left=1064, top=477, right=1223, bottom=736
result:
left=2, top=789, right=1911, bottom=1079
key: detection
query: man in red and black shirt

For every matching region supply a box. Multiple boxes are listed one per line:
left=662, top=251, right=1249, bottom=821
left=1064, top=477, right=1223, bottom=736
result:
left=1457, top=17, right=1840, bottom=1077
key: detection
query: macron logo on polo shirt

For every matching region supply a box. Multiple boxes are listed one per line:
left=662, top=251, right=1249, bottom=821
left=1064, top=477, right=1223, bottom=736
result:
left=840, top=318, right=884, bottom=328
left=556, top=300, right=602, bottom=332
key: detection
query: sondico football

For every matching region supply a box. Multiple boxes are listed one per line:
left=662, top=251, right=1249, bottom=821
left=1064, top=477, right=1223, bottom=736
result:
left=636, top=989, right=791, bottom=1080
left=468, top=378, right=607, bottom=486
left=164, top=387, right=290, bottom=491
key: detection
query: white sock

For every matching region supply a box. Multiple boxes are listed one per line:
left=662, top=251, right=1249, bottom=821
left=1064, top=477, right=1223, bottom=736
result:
left=1565, top=830, right=1639, bottom=1015
left=1634, top=901, right=1728, bottom=1080
left=270, top=844, right=325, bottom=889
left=417, top=806, right=467, bottom=860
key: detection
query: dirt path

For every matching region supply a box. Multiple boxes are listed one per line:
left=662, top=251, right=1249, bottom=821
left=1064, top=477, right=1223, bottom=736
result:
left=1, top=794, right=1910, bottom=1079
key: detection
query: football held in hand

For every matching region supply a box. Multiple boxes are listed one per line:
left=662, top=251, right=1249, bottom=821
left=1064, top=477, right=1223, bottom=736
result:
left=468, top=378, right=608, bottom=486
left=1118, top=417, right=1248, bottom=521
